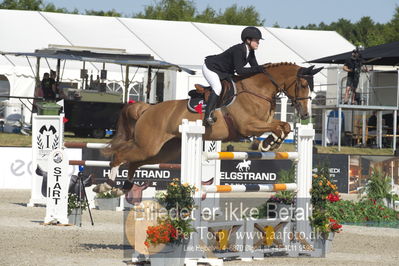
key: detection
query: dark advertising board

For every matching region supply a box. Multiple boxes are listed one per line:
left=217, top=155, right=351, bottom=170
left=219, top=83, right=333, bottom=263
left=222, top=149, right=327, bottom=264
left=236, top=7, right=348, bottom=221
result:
left=82, top=149, right=179, bottom=190
left=219, top=154, right=349, bottom=193
left=313, top=154, right=349, bottom=193
left=220, top=159, right=292, bottom=184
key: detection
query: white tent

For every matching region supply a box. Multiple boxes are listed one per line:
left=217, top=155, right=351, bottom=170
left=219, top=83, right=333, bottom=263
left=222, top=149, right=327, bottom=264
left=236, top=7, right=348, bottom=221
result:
left=0, top=9, right=355, bottom=123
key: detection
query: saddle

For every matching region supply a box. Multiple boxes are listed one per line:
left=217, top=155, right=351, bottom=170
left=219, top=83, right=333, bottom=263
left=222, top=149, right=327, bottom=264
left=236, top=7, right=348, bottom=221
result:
left=187, top=79, right=236, bottom=113
left=187, top=79, right=243, bottom=141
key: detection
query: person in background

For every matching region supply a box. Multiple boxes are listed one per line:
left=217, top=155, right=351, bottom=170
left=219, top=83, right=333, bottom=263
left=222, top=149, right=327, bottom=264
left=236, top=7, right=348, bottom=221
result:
left=41, top=72, right=56, bottom=100
left=343, top=49, right=364, bottom=105
left=49, top=70, right=59, bottom=99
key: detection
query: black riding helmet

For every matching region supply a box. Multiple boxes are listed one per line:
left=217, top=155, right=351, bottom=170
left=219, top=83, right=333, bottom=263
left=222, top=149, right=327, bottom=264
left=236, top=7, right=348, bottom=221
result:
left=241, top=26, right=263, bottom=42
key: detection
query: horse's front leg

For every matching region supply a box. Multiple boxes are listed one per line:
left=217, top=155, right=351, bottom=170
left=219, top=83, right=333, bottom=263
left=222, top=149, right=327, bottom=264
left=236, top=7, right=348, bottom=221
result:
left=263, top=119, right=291, bottom=151
left=243, top=120, right=291, bottom=152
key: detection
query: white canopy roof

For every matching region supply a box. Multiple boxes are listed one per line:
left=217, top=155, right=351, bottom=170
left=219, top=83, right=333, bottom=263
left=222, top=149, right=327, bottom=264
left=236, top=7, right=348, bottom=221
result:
left=0, top=9, right=354, bottom=68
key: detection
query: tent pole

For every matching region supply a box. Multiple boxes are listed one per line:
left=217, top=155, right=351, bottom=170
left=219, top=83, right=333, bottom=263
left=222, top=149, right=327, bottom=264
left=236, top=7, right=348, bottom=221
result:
left=35, top=57, right=41, bottom=91
left=56, top=59, right=61, bottom=83
left=124, top=65, right=129, bottom=103
left=393, top=110, right=397, bottom=152
left=362, top=111, right=366, bottom=146
left=322, top=109, right=327, bottom=147
left=338, top=107, right=342, bottom=151
left=146, top=66, right=152, bottom=103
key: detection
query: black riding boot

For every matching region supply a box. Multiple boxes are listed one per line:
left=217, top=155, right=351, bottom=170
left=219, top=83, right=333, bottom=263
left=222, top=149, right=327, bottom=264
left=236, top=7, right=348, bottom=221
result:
left=203, top=91, right=219, bottom=126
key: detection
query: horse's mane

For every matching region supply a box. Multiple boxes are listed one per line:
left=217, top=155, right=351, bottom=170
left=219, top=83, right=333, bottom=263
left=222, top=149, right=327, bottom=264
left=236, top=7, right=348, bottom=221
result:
left=233, top=62, right=297, bottom=82
left=263, top=62, right=296, bottom=69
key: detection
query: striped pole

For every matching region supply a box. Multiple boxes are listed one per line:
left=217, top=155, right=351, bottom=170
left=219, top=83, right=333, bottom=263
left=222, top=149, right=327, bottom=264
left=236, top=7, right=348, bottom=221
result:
left=68, top=160, right=180, bottom=170
left=204, top=152, right=299, bottom=161
left=204, top=183, right=297, bottom=193
left=64, top=142, right=108, bottom=149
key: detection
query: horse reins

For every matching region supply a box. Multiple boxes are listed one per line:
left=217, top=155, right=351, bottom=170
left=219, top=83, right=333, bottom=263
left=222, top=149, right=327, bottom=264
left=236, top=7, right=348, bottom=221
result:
left=235, top=69, right=312, bottom=107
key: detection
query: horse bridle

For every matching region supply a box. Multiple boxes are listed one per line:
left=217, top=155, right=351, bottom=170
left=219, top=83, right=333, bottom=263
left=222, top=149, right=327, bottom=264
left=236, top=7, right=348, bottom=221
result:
left=281, top=73, right=313, bottom=107
left=237, top=69, right=312, bottom=107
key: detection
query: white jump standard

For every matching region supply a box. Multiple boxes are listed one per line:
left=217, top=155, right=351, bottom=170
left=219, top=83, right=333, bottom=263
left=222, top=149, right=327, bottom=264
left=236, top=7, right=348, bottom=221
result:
left=179, top=119, right=318, bottom=263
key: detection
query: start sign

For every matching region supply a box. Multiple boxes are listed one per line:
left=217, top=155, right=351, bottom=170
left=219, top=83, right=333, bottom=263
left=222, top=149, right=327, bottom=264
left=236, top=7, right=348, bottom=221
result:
left=44, top=149, right=69, bottom=224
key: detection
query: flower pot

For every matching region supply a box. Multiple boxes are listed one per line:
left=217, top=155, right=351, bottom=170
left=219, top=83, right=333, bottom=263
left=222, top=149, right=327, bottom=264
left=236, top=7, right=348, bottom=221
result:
left=68, top=208, right=82, bottom=225
left=313, top=232, right=335, bottom=256
left=149, top=241, right=188, bottom=266
left=95, top=197, right=120, bottom=210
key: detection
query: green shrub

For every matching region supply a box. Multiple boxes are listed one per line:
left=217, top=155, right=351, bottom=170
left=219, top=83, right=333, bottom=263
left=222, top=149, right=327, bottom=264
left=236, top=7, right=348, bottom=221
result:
left=96, top=190, right=119, bottom=199
left=359, top=168, right=395, bottom=203
left=326, top=198, right=398, bottom=223
left=68, top=193, right=88, bottom=215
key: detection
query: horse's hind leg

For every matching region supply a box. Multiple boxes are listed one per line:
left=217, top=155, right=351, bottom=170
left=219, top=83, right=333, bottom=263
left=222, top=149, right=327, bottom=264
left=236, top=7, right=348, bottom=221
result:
left=95, top=140, right=169, bottom=193
left=122, top=138, right=182, bottom=195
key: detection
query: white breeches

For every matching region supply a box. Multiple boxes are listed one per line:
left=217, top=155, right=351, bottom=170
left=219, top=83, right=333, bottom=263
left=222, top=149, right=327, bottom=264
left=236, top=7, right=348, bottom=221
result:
left=202, top=63, right=222, bottom=96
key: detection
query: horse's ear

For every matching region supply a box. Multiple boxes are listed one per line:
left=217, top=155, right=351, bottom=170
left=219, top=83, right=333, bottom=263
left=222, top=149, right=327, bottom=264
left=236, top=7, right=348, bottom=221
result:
left=302, top=65, right=314, bottom=74
left=311, top=67, right=323, bottom=75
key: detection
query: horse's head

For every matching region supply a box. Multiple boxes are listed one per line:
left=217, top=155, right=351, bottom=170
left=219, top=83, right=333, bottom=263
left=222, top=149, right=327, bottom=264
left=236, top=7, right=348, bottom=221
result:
left=283, top=65, right=323, bottom=120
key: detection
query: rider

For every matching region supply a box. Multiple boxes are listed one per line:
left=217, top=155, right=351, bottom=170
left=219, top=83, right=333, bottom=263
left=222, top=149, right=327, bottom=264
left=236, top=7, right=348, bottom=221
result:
left=202, top=26, right=265, bottom=126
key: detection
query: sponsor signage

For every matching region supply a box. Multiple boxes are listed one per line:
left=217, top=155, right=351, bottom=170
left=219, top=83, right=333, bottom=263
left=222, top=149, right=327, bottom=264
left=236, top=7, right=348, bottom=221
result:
left=219, top=154, right=349, bottom=193
left=313, top=154, right=349, bottom=193
left=82, top=149, right=180, bottom=190
left=30, top=114, right=64, bottom=206
left=45, top=149, right=69, bottom=224
left=220, top=159, right=292, bottom=184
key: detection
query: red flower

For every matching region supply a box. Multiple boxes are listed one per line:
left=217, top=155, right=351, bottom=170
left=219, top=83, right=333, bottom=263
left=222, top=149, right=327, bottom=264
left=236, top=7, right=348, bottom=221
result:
left=327, top=193, right=340, bottom=203
left=128, top=100, right=136, bottom=104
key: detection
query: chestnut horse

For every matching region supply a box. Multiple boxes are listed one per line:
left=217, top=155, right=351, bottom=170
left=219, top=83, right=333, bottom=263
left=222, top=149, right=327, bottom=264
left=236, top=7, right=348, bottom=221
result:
left=102, top=63, right=322, bottom=193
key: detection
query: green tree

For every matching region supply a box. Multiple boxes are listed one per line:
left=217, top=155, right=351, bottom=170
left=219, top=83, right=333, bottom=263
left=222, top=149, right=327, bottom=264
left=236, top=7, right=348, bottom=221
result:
left=134, top=0, right=263, bottom=26
left=384, top=6, right=399, bottom=43
left=215, top=4, right=263, bottom=26
left=0, top=0, right=42, bottom=10
left=85, top=9, right=122, bottom=17
left=135, top=0, right=196, bottom=21
left=42, top=3, right=70, bottom=13
left=0, top=0, right=71, bottom=13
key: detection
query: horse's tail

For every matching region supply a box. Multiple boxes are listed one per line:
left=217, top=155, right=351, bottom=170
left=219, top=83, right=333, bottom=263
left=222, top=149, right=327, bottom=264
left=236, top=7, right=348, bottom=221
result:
left=102, top=102, right=150, bottom=156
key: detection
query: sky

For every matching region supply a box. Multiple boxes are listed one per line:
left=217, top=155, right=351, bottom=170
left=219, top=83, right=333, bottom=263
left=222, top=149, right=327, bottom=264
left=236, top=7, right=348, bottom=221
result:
left=48, top=0, right=399, bottom=28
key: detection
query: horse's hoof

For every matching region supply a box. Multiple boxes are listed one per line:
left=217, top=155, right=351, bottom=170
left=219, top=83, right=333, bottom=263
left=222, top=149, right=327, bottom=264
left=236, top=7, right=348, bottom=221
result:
left=259, top=142, right=271, bottom=152
left=92, top=182, right=113, bottom=193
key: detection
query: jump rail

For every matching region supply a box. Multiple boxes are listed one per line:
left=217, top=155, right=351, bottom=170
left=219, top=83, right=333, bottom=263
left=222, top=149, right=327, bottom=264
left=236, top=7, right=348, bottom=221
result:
left=69, top=160, right=181, bottom=170
left=204, top=183, right=297, bottom=193
left=64, top=142, right=108, bottom=149
left=204, top=151, right=299, bottom=161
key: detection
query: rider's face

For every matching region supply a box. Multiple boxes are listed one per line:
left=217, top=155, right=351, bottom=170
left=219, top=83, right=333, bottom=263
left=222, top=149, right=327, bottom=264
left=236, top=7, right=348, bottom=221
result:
left=248, top=39, right=259, bottom=50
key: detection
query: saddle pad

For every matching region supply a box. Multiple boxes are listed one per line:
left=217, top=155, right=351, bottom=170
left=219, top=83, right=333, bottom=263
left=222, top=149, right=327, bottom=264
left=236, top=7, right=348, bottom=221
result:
left=187, top=81, right=237, bottom=114
left=187, top=90, right=206, bottom=113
